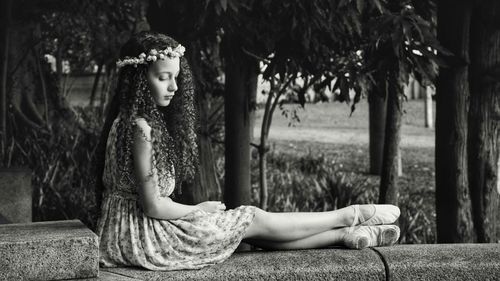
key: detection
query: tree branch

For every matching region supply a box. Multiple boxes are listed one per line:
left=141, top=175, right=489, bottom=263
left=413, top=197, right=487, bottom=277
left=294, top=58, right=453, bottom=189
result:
left=267, top=74, right=296, bottom=131
left=11, top=102, right=46, bottom=132
left=33, top=47, right=50, bottom=128
left=242, top=47, right=270, bottom=64
left=250, top=142, right=260, bottom=149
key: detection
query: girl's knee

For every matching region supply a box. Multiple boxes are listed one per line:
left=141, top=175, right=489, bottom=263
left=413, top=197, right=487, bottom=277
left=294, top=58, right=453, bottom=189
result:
left=245, top=207, right=270, bottom=239
left=252, top=207, right=269, bottom=227
left=253, top=207, right=267, bottom=217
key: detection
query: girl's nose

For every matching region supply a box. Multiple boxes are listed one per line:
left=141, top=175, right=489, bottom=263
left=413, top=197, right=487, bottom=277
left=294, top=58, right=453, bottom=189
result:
left=168, top=80, right=178, bottom=92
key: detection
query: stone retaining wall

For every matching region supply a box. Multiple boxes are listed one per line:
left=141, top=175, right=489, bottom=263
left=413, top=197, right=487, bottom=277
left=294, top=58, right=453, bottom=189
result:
left=1, top=220, right=499, bottom=281
left=0, top=220, right=98, bottom=280
left=97, top=244, right=500, bottom=281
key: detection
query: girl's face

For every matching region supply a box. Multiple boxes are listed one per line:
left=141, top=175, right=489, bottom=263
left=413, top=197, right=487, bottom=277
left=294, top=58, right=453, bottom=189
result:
left=146, top=57, right=180, bottom=107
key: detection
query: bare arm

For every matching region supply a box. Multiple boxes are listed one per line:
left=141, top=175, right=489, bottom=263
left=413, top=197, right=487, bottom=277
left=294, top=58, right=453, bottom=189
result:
left=132, top=119, right=197, bottom=220
left=132, top=119, right=226, bottom=220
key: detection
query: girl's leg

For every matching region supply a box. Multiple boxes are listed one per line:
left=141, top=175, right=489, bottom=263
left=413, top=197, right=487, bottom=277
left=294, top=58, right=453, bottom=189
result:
left=244, top=206, right=374, bottom=241
left=245, top=228, right=349, bottom=250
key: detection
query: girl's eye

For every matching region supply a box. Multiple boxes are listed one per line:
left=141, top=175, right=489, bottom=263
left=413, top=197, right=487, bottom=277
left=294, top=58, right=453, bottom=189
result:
left=159, top=76, right=169, bottom=81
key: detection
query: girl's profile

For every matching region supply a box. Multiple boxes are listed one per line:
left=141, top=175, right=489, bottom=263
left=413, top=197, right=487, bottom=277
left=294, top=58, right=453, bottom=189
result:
left=96, top=31, right=401, bottom=271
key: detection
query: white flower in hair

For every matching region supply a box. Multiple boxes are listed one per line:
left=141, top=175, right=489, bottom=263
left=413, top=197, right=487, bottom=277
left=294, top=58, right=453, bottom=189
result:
left=116, top=44, right=186, bottom=68
left=176, top=45, right=186, bottom=55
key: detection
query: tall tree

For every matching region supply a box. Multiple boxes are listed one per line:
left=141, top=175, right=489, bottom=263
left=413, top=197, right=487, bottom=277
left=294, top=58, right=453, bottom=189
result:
left=468, top=0, right=500, bottom=243
left=368, top=2, right=440, bottom=205
left=0, top=0, right=13, bottom=151
left=378, top=73, right=403, bottom=205
left=223, top=40, right=259, bottom=208
left=435, top=0, right=474, bottom=242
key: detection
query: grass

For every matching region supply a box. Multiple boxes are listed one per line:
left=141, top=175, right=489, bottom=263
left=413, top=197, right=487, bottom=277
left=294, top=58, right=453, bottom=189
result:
left=254, top=98, right=435, bottom=131
left=253, top=99, right=435, bottom=148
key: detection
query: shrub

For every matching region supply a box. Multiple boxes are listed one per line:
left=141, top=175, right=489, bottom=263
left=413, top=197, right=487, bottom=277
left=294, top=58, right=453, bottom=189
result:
left=2, top=106, right=101, bottom=229
left=250, top=151, right=377, bottom=212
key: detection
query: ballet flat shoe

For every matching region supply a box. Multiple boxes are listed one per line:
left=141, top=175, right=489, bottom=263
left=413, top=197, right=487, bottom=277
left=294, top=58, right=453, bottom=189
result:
left=344, top=225, right=400, bottom=250
left=351, top=204, right=401, bottom=227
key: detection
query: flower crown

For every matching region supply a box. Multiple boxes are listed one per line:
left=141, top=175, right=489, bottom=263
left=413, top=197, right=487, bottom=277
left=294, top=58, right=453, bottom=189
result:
left=116, top=44, right=186, bottom=68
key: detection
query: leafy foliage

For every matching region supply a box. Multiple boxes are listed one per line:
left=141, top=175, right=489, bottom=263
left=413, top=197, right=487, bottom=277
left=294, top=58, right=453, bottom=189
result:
left=364, top=1, right=445, bottom=97
left=155, top=0, right=377, bottom=106
left=38, top=0, right=144, bottom=73
left=257, top=151, right=377, bottom=211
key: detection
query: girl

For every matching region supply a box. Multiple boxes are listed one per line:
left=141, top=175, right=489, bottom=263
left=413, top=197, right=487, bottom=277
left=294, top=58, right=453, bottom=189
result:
left=96, top=31, right=401, bottom=271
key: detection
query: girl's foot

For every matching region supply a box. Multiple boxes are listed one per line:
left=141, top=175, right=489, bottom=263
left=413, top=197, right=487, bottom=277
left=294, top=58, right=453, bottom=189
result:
left=349, top=204, right=400, bottom=227
left=343, top=225, right=400, bottom=249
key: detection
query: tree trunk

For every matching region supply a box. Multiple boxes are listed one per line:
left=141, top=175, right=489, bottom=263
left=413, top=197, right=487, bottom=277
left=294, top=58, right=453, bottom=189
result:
left=468, top=0, right=500, bottom=243
left=9, top=21, right=45, bottom=131
left=424, top=88, right=434, bottom=129
left=33, top=47, right=50, bottom=128
left=257, top=81, right=276, bottom=211
left=173, top=56, right=222, bottom=205
left=99, top=66, right=115, bottom=118
left=258, top=147, right=268, bottom=210
left=0, top=0, right=12, bottom=149
left=397, top=146, right=403, bottom=177
left=249, top=77, right=257, bottom=142
left=258, top=92, right=272, bottom=211
left=378, top=74, right=402, bottom=205
left=412, top=78, right=420, bottom=99
left=223, top=45, right=258, bottom=208
left=188, top=45, right=222, bottom=204
left=196, top=92, right=221, bottom=201
left=368, top=89, right=387, bottom=175
left=435, top=0, right=474, bottom=243
left=56, top=43, right=64, bottom=93
left=89, top=62, right=103, bottom=107
left=257, top=76, right=294, bottom=210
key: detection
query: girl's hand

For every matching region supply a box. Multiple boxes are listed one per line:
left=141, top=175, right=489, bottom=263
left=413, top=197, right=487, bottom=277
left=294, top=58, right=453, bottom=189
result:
left=196, top=201, right=226, bottom=213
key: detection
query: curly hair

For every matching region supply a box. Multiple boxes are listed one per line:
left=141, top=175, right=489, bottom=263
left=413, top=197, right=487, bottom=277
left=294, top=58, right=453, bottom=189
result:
left=95, top=31, right=198, bottom=212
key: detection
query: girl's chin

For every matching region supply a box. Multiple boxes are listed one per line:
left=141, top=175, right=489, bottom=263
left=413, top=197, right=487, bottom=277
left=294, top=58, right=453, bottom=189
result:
left=156, top=100, right=171, bottom=107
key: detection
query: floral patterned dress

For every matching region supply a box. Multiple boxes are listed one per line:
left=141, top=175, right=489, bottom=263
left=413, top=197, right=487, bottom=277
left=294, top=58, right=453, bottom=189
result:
left=97, top=117, right=256, bottom=271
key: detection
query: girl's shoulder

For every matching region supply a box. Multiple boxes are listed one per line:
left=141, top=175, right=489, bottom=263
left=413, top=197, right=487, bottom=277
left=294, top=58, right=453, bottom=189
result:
left=112, top=116, right=150, bottom=131
left=133, top=117, right=152, bottom=142
left=134, top=117, right=150, bottom=128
